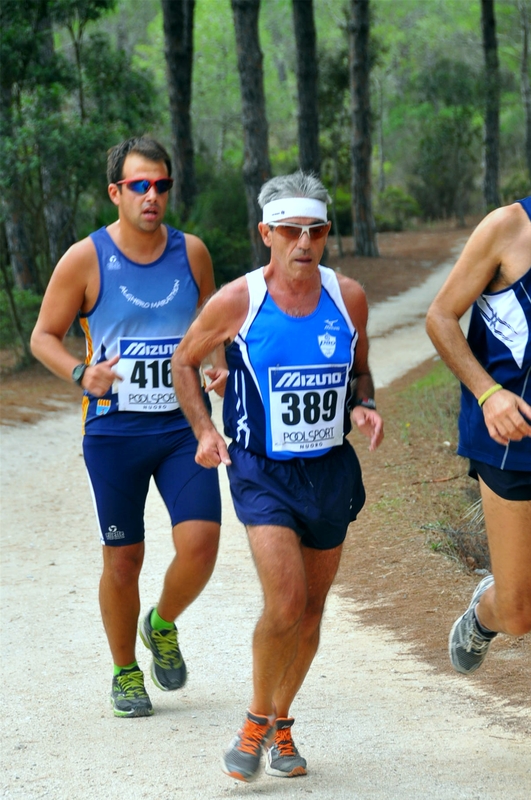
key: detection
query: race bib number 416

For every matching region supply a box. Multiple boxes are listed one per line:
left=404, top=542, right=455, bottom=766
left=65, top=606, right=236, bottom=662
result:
left=117, top=336, right=181, bottom=412
left=268, top=364, right=348, bottom=453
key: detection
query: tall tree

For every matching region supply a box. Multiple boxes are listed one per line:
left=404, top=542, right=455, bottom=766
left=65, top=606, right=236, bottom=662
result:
left=519, top=0, right=531, bottom=182
left=0, top=0, right=43, bottom=289
left=231, top=0, right=271, bottom=268
left=161, top=0, right=196, bottom=220
left=481, top=0, right=500, bottom=209
left=36, top=7, right=78, bottom=271
left=292, top=0, right=320, bottom=175
left=348, top=0, right=379, bottom=257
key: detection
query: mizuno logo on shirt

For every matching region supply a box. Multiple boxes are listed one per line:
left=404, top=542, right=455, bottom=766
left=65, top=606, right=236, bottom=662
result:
left=122, top=342, right=176, bottom=357
left=271, top=366, right=347, bottom=390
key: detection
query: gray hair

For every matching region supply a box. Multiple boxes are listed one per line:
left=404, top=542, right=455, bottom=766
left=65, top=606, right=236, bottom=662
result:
left=258, top=171, right=331, bottom=208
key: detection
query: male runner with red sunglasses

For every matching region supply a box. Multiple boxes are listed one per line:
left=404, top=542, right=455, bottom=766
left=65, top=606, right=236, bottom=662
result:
left=173, top=171, right=384, bottom=781
left=31, top=136, right=226, bottom=717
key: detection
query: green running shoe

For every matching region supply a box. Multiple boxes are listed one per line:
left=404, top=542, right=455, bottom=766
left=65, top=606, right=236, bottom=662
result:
left=222, top=711, right=275, bottom=782
left=266, top=718, right=307, bottom=778
left=139, top=607, right=187, bottom=691
left=110, top=668, right=153, bottom=717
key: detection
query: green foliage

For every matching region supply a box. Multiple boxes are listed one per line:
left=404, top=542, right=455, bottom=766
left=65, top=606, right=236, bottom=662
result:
left=330, top=187, right=352, bottom=236
left=501, top=173, right=531, bottom=205
left=0, top=288, right=42, bottom=348
left=1, top=0, right=156, bottom=290
left=409, top=106, right=482, bottom=220
left=183, top=166, right=252, bottom=286
left=374, top=185, right=421, bottom=231
left=400, top=360, right=460, bottom=445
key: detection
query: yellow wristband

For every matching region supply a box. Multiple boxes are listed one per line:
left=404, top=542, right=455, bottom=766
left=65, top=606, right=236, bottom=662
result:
left=478, top=384, right=503, bottom=408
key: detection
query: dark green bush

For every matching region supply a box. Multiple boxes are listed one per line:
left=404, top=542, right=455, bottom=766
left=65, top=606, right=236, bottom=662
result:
left=0, top=288, right=42, bottom=349
left=375, top=185, right=421, bottom=231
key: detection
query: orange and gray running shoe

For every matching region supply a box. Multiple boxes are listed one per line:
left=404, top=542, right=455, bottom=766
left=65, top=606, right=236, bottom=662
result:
left=265, top=718, right=307, bottom=778
left=222, top=711, right=275, bottom=782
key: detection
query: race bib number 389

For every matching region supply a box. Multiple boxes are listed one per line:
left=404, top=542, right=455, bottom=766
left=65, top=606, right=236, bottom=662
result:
left=268, top=364, right=348, bottom=453
left=117, top=336, right=181, bottom=412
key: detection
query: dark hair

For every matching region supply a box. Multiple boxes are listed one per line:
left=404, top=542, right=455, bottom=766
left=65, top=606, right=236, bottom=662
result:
left=106, top=136, right=172, bottom=184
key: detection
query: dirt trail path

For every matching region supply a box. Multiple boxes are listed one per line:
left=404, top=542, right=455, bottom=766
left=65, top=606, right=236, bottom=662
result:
left=1, top=251, right=529, bottom=799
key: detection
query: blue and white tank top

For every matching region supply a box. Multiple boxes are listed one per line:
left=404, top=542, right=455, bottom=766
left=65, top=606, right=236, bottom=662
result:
left=457, top=197, right=531, bottom=470
left=223, top=266, right=358, bottom=459
left=80, top=225, right=204, bottom=435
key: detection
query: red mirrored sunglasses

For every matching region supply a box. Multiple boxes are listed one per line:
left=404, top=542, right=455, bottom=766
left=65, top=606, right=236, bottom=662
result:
left=116, top=178, right=174, bottom=195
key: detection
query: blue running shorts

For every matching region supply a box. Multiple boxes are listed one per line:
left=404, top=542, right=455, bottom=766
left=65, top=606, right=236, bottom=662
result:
left=83, top=427, right=221, bottom=546
left=227, top=440, right=365, bottom=550
left=469, top=459, right=531, bottom=501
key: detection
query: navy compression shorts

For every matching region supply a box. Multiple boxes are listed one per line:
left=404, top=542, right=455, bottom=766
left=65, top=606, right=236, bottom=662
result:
left=83, top=427, right=221, bottom=546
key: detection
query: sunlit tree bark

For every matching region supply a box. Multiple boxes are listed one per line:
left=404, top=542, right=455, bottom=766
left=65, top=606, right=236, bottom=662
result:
left=481, top=0, right=500, bottom=209
left=162, top=0, right=196, bottom=219
left=349, top=0, right=379, bottom=257
left=231, top=0, right=271, bottom=268
left=292, top=0, right=320, bottom=175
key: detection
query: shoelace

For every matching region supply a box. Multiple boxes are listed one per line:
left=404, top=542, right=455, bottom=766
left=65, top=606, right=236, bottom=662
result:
left=238, top=720, right=271, bottom=754
left=151, top=628, right=183, bottom=668
left=275, top=729, right=298, bottom=757
left=117, top=670, right=145, bottom=697
left=464, top=617, right=491, bottom=654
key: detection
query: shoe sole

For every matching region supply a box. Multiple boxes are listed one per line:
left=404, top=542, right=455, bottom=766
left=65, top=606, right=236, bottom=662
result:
left=265, top=764, right=307, bottom=778
left=220, top=756, right=260, bottom=783
left=110, top=699, right=154, bottom=718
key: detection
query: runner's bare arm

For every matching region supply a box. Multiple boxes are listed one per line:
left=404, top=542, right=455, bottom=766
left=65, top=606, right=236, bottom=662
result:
left=172, top=278, right=249, bottom=467
left=338, top=275, right=384, bottom=451
left=426, top=206, right=531, bottom=445
left=184, top=232, right=229, bottom=396
left=30, top=239, right=120, bottom=397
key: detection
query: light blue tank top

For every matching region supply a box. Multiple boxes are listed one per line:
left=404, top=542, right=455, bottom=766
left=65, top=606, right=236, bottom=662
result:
left=80, top=225, right=202, bottom=435
left=223, top=266, right=358, bottom=459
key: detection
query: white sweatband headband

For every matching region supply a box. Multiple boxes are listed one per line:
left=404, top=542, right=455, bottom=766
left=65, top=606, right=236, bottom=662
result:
left=262, top=197, right=328, bottom=224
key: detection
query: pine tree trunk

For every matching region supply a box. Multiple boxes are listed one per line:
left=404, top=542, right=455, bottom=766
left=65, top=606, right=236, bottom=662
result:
left=481, top=0, right=500, bottom=210
left=519, top=0, right=531, bottom=182
left=0, top=85, right=37, bottom=289
left=231, top=0, right=271, bottom=268
left=349, top=0, right=379, bottom=257
left=292, top=0, right=320, bottom=175
left=162, top=0, right=197, bottom=220
left=37, top=12, right=76, bottom=270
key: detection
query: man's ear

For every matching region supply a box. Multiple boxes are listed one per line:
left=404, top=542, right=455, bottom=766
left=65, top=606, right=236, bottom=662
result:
left=108, top=184, right=120, bottom=207
left=258, top=222, right=272, bottom=247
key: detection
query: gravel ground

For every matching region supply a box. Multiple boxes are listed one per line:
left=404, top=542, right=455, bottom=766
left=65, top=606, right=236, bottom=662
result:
left=1, top=254, right=529, bottom=799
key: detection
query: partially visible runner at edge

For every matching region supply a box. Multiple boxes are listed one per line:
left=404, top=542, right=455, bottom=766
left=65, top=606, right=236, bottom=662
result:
left=172, top=171, right=384, bottom=782
left=31, top=136, right=227, bottom=718
left=426, top=196, right=531, bottom=677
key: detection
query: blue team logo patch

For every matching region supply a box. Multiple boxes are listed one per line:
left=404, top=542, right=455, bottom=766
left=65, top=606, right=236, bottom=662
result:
left=318, top=332, right=336, bottom=358
left=270, top=365, right=347, bottom=391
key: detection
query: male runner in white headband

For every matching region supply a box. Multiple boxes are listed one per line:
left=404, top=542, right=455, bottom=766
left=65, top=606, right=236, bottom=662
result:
left=173, top=170, right=383, bottom=783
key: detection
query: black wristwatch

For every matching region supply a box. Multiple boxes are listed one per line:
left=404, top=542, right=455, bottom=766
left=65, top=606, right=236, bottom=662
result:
left=72, top=363, right=88, bottom=387
left=348, top=396, right=377, bottom=411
